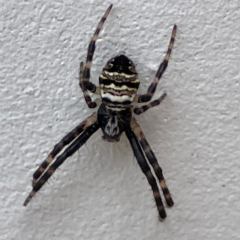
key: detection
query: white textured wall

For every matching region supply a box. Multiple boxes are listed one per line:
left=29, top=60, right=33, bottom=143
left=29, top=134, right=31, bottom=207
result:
left=1, top=1, right=240, bottom=239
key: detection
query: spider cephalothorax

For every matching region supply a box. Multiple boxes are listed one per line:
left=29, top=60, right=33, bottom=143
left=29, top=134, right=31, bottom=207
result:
left=97, top=103, right=132, bottom=142
left=24, top=4, right=177, bottom=220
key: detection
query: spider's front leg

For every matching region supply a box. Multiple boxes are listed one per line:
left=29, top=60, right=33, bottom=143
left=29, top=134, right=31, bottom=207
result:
left=131, top=117, right=174, bottom=208
left=79, top=4, right=113, bottom=108
left=23, top=113, right=99, bottom=206
left=125, top=126, right=167, bottom=219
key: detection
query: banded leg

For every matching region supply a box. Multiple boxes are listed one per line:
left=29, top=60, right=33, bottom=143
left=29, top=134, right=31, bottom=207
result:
left=79, top=62, right=100, bottom=108
left=80, top=4, right=113, bottom=108
left=134, top=25, right=177, bottom=103
left=125, top=127, right=167, bottom=219
left=23, top=113, right=99, bottom=206
left=131, top=117, right=174, bottom=207
left=134, top=93, right=167, bottom=115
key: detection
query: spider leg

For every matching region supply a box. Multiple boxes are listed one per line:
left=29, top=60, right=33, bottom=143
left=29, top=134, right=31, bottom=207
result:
left=23, top=113, right=99, bottom=206
left=79, top=62, right=100, bottom=108
left=134, top=25, right=176, bottom=103
left=125, top=127, right=167, bottom=219
left=131, top=117, right=174, bottom=207
left=80, top=4, right=113, bottom=108
left=134, top=93, right=167, bottom=115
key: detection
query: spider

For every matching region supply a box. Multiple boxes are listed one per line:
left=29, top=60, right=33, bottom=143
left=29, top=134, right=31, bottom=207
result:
left=23, top=4, right=177, bottom=220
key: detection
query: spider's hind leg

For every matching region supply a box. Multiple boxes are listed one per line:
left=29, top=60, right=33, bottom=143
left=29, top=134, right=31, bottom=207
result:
left=134, top=24, right=176, bottom=103
left=79, top=62, right=100, bottom=108
left=80, top=4, right=113, bottom=108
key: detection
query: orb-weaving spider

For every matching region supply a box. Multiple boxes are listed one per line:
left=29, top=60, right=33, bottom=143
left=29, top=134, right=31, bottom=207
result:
left=24, top=4, right=177, bottom=220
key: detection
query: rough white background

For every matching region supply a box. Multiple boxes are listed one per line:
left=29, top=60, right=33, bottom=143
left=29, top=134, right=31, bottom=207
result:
left=1, top=0, right=240, bottom=239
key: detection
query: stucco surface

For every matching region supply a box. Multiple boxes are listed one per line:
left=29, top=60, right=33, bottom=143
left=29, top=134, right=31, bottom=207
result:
left=1, top=1, right=240, bottom=239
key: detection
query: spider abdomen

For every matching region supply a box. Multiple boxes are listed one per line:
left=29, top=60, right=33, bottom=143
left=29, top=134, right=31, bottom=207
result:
left=99, top=55, right=139, bottom=111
